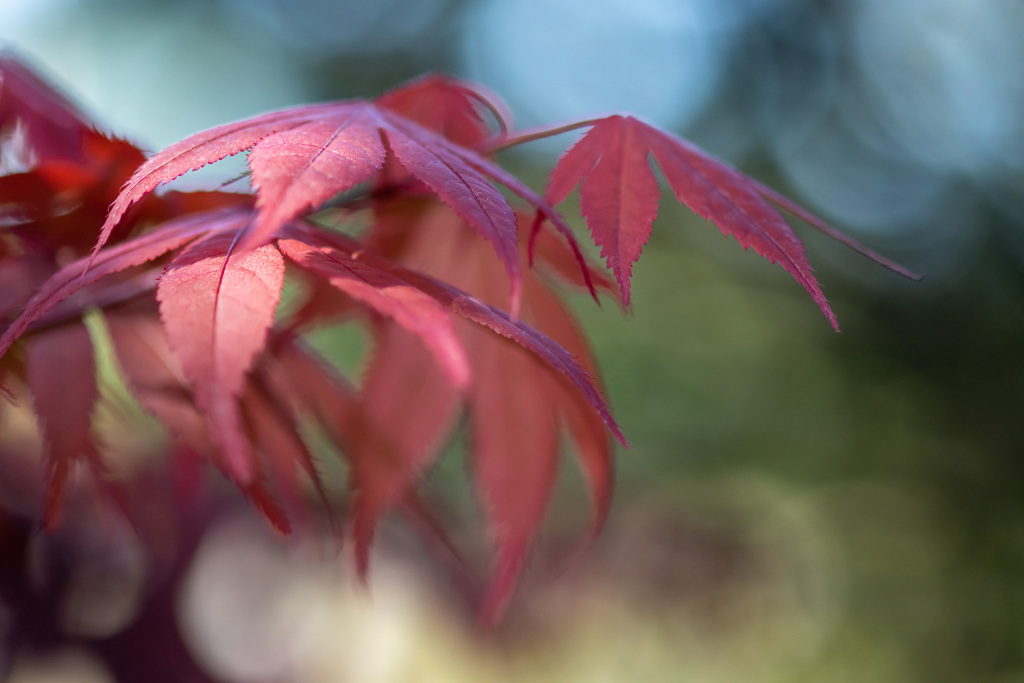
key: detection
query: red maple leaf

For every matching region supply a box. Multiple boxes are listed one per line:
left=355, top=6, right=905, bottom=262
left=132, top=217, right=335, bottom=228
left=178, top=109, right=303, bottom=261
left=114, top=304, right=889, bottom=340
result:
left=1, top=52, right=251, bottom=524
left=105, top=298, right=341, bottom=534
left=91, top=77, right=591, bottom=311
left=24, top=322, right=100, bottom=529
left=375, top=72, right=512, bottom=148
left=0, top=202, right=623, bottom=549
left=0, top=49, right=93, bottom=165
left=156, top=232, right=286, bottom=483
left=542, top=114, right=918, bottom=325
left=355, top=197, right=617, bottom=623
left=1, top=58, right=914, bottom=626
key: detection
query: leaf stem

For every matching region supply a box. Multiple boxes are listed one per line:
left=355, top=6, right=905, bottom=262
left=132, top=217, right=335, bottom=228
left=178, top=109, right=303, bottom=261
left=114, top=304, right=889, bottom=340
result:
left=482, top=117, right=603, bottom=154
left=756, top=182, right=923, bottom=281
left=458, top=82, right=513, bottom=138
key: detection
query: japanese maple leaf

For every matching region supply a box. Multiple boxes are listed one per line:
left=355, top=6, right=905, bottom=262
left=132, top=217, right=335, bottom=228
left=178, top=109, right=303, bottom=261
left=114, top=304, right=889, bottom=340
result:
left=375, top=73, right=512, bottom=148
left=1, top=54, right=256, bottom=521
left=348, top=197, right=618, bottom=623
left=543, top=115, right=918, bottom=326
left=24, top=322, right=101, bottom=529
left=1, top=49, right=93, bottom=165
left=0, top=59, right=914, bottom=627
left=156, top=231, right=286, bottom=483
left=1, top=51, right=257, bottom=327
left=1, top=53, right=146, bottom=294
left=1, top=200, right=464, bottom=532
left=463, top=268, right=614, bottom=624
left=0, top=130, right=153, bottom=253
left=279, top=219, right=622, bottom=444
left=91, top=76, right=589, bottom=310
left=258, top=332, right=473, bottom=561
left=375, top=74, right=602, bottom=301
left=1, top=200, right=620, bottom=535
left=106, top=300, right=342, bottom=533
left=0, top=208, right=229, bottom=521
left=0, top=206, right=476, bottom=483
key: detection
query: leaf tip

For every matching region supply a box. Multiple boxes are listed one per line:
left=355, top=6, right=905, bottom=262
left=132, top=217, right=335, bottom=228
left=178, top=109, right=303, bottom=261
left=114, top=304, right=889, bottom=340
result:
left=41, top=480, right=68, bottom=533
left=245, top=482, right=293, bottom=535
left=612, top=426, right=629, bottom=451
left=478, top=548, right=527, bottom=630
left=821, top=304, right=840, bottom=333
left=353, top=501, right=376, bottom=584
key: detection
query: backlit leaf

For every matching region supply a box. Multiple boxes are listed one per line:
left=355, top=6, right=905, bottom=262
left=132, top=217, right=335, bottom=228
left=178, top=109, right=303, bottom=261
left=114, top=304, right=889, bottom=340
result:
left=25, top=322, right=97, bottom=529
left=548, top=115, right=841, bottom=327
left=157, top=233, right=285, bottom=483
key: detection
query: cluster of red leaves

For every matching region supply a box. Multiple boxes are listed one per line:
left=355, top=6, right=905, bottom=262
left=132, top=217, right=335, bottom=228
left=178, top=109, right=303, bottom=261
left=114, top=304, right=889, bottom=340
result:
left=0, top=52, right=910, bottom=621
